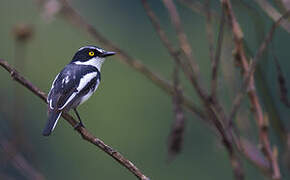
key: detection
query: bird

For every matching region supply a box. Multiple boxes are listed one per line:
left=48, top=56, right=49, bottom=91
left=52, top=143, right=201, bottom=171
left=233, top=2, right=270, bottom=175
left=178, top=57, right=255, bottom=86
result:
left=42, top=45, right=115, bottom=136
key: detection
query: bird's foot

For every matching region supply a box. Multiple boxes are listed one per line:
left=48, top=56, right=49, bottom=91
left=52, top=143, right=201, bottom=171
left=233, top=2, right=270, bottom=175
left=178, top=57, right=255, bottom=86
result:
left=74, top=121, right=85, bottom=130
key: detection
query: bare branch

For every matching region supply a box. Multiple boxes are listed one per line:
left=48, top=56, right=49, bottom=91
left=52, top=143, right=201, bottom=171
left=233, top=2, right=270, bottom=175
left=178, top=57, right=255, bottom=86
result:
left=162, top=0, right=208, bottom=100
left=254, top=0, right=290, bottom=33
left=273, top=44, right=290, bottom=107
left=168, top=63, right=186, bottom=161
left=0, top=59, right=150, bottom=180
left=141, top=2, right=244, bottom=178
left=221, top=0, right=281, bottom=178
left=249, top=11, right=290, bottom=80
left=204, top=0, right=215, bottom=63
left=0, top=139, right=45, bottom=180
left=230, top=10, right=290, bottom=121
left=178, top=0, right=219, bottom=18
left=140, top=0, right=207, bottom=120
left=211, top=5, right=226, bottom=99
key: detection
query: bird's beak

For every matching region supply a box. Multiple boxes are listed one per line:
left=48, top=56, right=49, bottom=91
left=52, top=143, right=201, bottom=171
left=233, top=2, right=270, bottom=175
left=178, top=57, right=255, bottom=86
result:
left=102, top=51, right=116, bottom=57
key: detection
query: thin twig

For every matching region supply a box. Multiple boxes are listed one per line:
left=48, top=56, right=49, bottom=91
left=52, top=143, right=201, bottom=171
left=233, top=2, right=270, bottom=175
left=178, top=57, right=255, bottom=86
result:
left=222, top=0, right=281, bottom=179
left=168, top=62, right=186, bottom=161
left=140, top=0, right=207, bottom=119
left=254, top=0, right=290, bottom=33
left=0, top=139, right=45, bottom=180
left=273, top=44, right=290, bottom=107
left=161, top=1, right=232, bottom=138
left=211, top=6, right=225, bottom=98
left=204, top=0, right=215, bottom=63
left=141, top=2, right=243, bottom=179
left=162, top=0, right=208, bottom=100
left=249, top=11, right=290, bottom=81
left=178, top=0, right=219, bottom=18
left=230, top=10, right=290, bottom=123
left=12, top=23, right=35, bottom=161
left=0, top=59, right=150, bottom=180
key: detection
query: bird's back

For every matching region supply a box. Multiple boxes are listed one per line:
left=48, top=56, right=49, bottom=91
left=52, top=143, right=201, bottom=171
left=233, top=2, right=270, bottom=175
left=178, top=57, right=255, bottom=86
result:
left=48, top=63, right=100, bottom=111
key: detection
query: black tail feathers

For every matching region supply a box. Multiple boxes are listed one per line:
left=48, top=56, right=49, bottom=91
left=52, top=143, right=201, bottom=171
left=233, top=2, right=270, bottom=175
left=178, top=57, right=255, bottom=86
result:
left=42, top=111, right=62, bottom=136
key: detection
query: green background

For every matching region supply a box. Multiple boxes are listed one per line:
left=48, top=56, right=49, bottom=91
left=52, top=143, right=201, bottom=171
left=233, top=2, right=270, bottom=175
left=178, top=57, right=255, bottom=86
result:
left=0, top=0, right=290, bottom=179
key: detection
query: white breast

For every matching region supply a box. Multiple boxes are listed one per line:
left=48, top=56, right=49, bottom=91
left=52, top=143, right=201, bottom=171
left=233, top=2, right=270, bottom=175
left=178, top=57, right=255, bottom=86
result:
left=79, top=78, right=100, bottom=105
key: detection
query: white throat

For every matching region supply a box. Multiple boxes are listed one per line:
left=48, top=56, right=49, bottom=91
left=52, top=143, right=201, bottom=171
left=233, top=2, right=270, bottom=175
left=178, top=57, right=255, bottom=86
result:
left=74, top=57, right=105, bottom=71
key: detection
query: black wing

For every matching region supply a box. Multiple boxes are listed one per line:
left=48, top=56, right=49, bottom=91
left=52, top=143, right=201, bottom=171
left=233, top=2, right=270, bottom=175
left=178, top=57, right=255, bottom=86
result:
left=47, top=64, right=98, bottom=110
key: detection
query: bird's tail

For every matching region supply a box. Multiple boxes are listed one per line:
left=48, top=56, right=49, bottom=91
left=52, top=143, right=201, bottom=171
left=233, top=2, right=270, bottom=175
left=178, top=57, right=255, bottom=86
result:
left=42, top=110, right=62, bottom=136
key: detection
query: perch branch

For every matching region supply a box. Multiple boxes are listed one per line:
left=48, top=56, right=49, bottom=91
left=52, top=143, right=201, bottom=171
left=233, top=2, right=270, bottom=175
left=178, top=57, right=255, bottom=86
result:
left=0, top=59, right=149, bottom=180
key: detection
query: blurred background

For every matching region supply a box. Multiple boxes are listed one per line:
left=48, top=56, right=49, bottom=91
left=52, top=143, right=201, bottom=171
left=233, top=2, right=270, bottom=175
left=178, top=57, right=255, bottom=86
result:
left=0, top=0, right=290, bottom=179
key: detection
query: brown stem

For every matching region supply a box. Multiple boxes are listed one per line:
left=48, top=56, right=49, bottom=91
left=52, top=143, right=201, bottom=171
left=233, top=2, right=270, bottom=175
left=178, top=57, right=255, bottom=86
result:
left=204, top=0, right=215, bottom=64
left=211, top=6, right=225, bottom=99
left=0, top=139, right=45, bottom=180
left=221, top=0, right=281, bottom=179
left=141, top=1, right=244, bottom=179
left=0, top=59, right=149, bottom=180
left=168, top=62, right=186, bottom=160
left=162, top=0, right=208, bottom=101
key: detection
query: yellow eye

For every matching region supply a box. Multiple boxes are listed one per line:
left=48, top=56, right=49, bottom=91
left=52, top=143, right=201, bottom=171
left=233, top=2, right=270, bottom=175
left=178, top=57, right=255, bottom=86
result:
left=88, top=51, right=94, bottom=56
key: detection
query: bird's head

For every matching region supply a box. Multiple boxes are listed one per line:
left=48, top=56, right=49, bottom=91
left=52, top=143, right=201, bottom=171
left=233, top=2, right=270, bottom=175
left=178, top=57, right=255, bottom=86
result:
left=71, top=46, right=115, bottom=70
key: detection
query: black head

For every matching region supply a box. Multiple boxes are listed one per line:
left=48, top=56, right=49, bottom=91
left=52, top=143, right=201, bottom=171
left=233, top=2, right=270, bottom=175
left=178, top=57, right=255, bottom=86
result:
left=71, top=46, right=115, bottom=62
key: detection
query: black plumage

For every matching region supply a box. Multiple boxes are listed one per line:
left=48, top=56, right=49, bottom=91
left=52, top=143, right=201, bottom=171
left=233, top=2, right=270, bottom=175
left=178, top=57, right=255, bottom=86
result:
left=47, top=64, right=100, bottom=110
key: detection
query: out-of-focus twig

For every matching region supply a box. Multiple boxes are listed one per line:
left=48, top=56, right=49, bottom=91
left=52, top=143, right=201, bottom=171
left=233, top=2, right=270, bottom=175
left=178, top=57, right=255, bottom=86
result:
left=250, top=11, right=290, bottom=78
left=273, top=46, right=290, bottom=107
left=0, top=139, right=45, bottom=180
left=140, top=1, right=186, bottom=160
left=222, top=0, right=281, bottom=179
left=0, top=59, right=150, bottom=180
left=162, top=0, right=208, bottom=100
left=160, top=0, right=230, bottom=144
left=204, top=0, right=214, bottom=63
left=11, top=23, right=34, bottom=156
left=254, top=0, right=290, bottom=33
left=168, top=63, right=186, bottom=161
left=211, top=5, right=225, bottom=99
left=178, top=0, right=219, bottom=18
left=141, top=1, right=244, bottom=179
left=230, top=11, right=290, bottom=122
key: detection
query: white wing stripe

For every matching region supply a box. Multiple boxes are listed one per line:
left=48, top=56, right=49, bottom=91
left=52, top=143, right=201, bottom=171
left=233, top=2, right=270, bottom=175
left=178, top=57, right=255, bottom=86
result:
left=77, top=72, right=98, bottom=91
left=47, top=73, right=60, bottom=103
left=58, top=72, right=97, bottom=110
left=49, top=99, right=53, bottom=109
left=59, top=93, right=77, bottom=110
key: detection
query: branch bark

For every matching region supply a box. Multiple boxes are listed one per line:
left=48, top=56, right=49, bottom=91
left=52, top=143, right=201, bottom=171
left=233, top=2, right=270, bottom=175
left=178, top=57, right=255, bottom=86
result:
left=221, top=0, right=281, bottom=179
left=0, top=59, right=149, bottom=180
left=0, top=139, right=45, bottom=180
left=141, top=1, right=244, bottom=179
